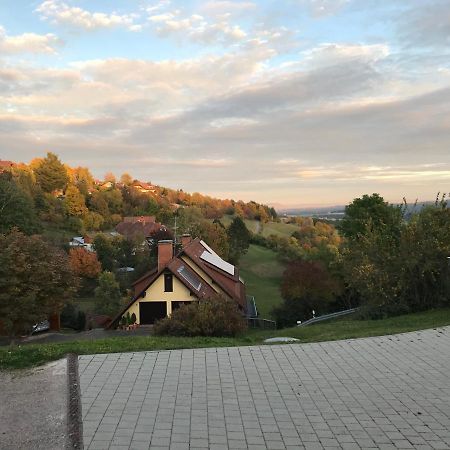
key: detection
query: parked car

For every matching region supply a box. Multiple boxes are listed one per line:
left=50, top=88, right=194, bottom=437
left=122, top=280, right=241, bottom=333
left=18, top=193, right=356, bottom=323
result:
left=31, top=320, right=50, bottom=335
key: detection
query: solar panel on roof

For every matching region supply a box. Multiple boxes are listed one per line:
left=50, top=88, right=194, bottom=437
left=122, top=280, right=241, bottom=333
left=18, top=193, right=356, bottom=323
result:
left=177, top=265, right=202, bottom=291
left=200, top=251, right=235, bottom=276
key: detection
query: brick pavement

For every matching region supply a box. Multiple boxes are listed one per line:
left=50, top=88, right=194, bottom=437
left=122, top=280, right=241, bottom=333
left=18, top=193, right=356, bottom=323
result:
left=79, top=327, right=450, bottom=449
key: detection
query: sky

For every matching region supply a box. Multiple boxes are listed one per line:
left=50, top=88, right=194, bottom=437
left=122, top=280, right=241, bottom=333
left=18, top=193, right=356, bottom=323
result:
left=0, top=0, right=449, bottom=207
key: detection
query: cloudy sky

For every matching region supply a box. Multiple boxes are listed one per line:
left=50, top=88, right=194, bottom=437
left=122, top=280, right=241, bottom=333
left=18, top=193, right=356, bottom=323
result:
left=1, top=0, right=449, bottom=206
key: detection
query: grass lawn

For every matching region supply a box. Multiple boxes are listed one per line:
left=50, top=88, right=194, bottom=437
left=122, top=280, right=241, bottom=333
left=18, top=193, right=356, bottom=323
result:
left=1, top=309, right=449, bottom=371
left=260, top=221, right=299, bottom=238
left=217, top=215, right=298, bottom=238
left=239, top=244, right=285, bottom=319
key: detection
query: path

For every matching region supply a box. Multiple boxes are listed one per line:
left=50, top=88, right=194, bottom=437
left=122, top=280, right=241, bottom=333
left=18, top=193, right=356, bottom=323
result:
left=0, top=359, right=68, bottom=449
left=79, top=327, right=450, bottom=449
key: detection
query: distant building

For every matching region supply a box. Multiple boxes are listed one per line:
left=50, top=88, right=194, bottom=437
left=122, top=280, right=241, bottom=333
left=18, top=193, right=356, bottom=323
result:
left=115, top=216, right=167, bottom=240
left=69, top=236, right=94, bottom=252
left=0, top=160, right=16, bottom=173
left=132, top=181, right=156, bottom=194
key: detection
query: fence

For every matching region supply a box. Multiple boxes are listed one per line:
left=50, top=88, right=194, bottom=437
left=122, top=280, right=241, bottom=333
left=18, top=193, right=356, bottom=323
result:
left=247, top=318, right=277, bottom=329
left=297, top=308, right=359, bottom=327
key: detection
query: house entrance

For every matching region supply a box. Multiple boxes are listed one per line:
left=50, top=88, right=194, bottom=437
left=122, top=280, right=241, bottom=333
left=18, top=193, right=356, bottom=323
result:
left=139, top=302, right=167, bottom=324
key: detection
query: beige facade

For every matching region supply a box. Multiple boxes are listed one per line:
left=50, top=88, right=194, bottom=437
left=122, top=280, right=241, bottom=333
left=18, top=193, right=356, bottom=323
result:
left=123, top=273, right=194, bottom=324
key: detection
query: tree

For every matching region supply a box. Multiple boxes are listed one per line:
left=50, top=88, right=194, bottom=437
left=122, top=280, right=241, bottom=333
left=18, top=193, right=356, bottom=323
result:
left=341, top=199, right=450, bottom=318
left=191, top=221, right=229, bottom=259
left=65, top=184, right=87, bottom=217
left=120, top=173, right=133, bottom=185
left=104, top=172, right=116, bottom=183
left=273, top=260, right=340, bottom=327
left=0, top=174, right=40, bottom=235
left=0, top=229, right=77, bottom=336
left=340, top=193, right=402, bottom=239
left=33, top=152, right=69, bottom=193
left=71, top=166, right=94, bottom=196
left=227, top=217, right=251, bottom=264
left=69, top=248, right=101, bottom=278
left=95, top=271, right=122, bottom=316
left=93, top=233, right=119, bottom=271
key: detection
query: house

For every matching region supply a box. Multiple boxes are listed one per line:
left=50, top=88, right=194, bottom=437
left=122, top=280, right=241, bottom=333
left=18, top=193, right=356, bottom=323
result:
left=115, top=216, right=167, bottom=240
left=69, top=236, right=94, bottom=252
left=132, top=181, right=156, bottom=194
left=110, top=235, right=246, bottom=326
left=0, top=160, right=16, bottom=173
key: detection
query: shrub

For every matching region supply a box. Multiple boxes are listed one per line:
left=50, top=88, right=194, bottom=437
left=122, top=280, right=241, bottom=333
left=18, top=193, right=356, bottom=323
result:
left=153, top=297, right=247, bottom=337
left=61, top=303, right=86, bottom=331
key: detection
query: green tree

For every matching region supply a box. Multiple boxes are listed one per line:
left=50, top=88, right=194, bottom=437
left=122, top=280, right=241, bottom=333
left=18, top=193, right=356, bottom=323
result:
left=0, top=229, right=77, bottom=336
left=95, top=271, right=122, bottom=316
left=0, top=174, right=40, bottom=235
left=34, top=152, right=69, bottom=193
left=190, top=221, right=229, bottom=259
left=340, top=193, right=402, bottom=239
left=93, top=233, right=122, bottom=271
left=341, top=200, right=450, bottom=318
left=227, top=216, right=251, bottom=264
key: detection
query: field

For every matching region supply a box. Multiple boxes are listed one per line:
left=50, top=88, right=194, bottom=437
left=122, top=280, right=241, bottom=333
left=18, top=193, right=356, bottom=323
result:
left=1, top=309, right=449, bottom=370
left=239, top=244, right=285, bottom=319
left=218, top=215, right=299, bottom=238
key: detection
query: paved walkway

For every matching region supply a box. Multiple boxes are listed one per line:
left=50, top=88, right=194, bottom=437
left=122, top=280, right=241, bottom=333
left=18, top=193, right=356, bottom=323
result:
left=79, top=327, right=450, bottom=450
left=0, top=359, right=68, bottom=449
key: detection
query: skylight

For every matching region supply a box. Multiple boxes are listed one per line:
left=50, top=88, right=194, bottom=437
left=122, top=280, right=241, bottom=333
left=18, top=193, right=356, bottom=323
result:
left=177, top=265, right=202, bottom=291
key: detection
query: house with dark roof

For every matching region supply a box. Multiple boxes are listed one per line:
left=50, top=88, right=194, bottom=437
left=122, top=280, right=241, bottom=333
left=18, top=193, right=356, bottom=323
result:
left=115, top=216, right=167, bottom=240
left=110, top=235, right=246, bottom=326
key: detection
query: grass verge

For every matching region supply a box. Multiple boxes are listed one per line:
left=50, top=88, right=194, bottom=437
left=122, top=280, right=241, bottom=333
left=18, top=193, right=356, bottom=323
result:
left=1, top=308, right=449, bottom=371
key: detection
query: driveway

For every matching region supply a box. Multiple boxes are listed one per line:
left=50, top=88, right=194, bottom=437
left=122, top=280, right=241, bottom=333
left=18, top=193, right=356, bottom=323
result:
left=79, top=327, right=450, bottom=449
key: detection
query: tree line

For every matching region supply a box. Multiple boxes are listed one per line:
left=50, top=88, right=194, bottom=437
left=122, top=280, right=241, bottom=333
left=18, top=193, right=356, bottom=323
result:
left=271, top=193, right=450, bottom=327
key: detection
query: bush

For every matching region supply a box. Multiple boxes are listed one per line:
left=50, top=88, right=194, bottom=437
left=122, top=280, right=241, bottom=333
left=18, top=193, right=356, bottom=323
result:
left=61, top=303, right=86, bottom=331
left=153, top=297, right=247, bottom=337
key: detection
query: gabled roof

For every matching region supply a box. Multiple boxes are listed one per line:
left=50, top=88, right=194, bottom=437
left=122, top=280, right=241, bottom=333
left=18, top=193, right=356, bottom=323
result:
left=180, top=239, right=245, bottom=306
left=109, top=237, right=246, bottom=328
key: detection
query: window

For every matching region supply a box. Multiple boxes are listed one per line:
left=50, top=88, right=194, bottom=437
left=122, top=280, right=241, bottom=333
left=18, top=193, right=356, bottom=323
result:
left=164, top=273, right=173, bottom=292
left=177, top=265, right=202, bottom=291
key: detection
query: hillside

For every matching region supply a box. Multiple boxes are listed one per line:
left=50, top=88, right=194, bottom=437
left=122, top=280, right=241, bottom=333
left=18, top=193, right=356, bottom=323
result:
left=239, top=244, right=285, bottom=319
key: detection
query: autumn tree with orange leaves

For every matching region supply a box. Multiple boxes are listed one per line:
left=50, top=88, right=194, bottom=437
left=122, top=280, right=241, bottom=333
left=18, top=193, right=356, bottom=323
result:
left=69, top=247, right=102, bottom=278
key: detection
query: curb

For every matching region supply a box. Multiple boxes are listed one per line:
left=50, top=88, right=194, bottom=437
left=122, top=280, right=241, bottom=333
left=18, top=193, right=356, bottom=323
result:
left=67, top=353, right=83, bottom=449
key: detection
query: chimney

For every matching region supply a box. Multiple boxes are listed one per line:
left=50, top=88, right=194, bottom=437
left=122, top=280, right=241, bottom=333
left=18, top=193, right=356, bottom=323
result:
left=158, top=240, right=173, bottom=271
left=181, top=234, right=192, bottom=248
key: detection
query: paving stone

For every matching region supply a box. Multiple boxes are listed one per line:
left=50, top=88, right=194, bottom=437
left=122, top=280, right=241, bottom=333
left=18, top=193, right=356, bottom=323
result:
left=80, top=327, right=450, bottom=450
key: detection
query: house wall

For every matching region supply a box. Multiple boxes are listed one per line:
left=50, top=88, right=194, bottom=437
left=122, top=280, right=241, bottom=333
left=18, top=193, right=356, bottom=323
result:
left=123, top=273, right=195, bottom=323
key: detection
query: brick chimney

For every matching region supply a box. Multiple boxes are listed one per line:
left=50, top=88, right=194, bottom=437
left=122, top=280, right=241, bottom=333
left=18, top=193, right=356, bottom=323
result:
left=181, top=234, right=192, bottom=248
left=158, top=240, right=173, bottom=271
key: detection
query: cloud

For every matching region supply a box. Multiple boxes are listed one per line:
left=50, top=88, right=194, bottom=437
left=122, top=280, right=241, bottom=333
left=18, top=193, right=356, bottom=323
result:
left=299, top=0, right=350, bottom=17
left=199, top=1, right=257, bottom=18
left=148, top=10, right=247, bottom=44
left=398, top=0, right=450, bottom=48
left=0, top=26, right=61, bottom=54
left=36, top=0, right=140, bottom=31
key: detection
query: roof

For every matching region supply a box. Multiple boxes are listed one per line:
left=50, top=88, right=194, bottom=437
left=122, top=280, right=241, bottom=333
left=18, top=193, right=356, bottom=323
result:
left=109, top=238, right=246, bottom=328
left=115, top=220, right=165, bottom=238
left=180, top=239, right=245, bottom=306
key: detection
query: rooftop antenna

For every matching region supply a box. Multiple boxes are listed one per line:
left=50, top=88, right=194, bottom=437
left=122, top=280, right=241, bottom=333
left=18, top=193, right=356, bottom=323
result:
left=173, top=214, right=178, bottom=247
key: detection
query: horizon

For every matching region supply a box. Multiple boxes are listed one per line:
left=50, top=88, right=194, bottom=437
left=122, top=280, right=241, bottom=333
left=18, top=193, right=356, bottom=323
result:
left=1, top=1, right=449, bottom=205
